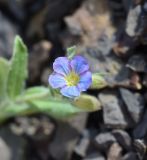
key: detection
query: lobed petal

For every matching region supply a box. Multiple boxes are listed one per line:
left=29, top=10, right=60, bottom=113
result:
left=70, top=56, right=89, bottom=74
left=60, top=86, right=80, bottom=98
left=53, top=57, right=71, bottom=76
left=78, top=71, right=92, bottom=91
left=48, top=73, right=66, bottom=89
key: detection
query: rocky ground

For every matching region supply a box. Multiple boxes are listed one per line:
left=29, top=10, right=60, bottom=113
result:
left=0, top=0, right=147, bottom=160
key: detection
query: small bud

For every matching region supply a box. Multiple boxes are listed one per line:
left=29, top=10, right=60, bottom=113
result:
left=91, top=73, right=107, bottom=89
left=73, top=94, right=101, bottom=112
left=67, top=46, right=77, bottom=59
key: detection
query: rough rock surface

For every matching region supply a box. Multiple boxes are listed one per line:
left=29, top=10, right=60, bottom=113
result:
left=99, top=90, right=132, bottom=129
left=119, top=88, right=144, bottom=124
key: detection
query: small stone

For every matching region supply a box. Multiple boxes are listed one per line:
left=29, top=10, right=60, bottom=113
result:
left=119, top=88, right=144, bottom=124
left=84, top=152, right=105, bottom=160
left=112, top=130, right=132, bottom=150
left=74, top=130, right=90, bottom=158
left=143, top=74, right=147, bottom=87
left=126, top=55, right=147, bottom=73
left=133, top=109, right=147, bottom=138
left=99, top=90, right=131, bottom=129
left=10, top=116, right=55, bottom=139
left=134, top=139, right=146, bottom=159
left=29, top=41, right=52, bottom=84
left=0, top=137, right=11, bottom=160
left=125, top=5, right=141, bottom=37
left=0, top=12, right=18, bottom=58
left=0, top=126, right=26, bottom=160
left=49, top=114, right=88, bottom=160
left=107, top=143, right=122, bottom=160
left=121, top=152, right=138, bottom=160
left=95, top=132, right=116, bottom=151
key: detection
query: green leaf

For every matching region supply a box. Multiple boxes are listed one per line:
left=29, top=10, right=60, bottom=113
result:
left=7, top=36, right=28, bottom=99
left=29, top=98, right=83, bottom=119
left=16, top=86, right=50, bottom=102
left=73, top=94, right=101, bottom=112
left=67, top=46, right=77, bottom=59
left=0, top=58, right=10, bottom=101
left=0, top=100, right=30, bottom=123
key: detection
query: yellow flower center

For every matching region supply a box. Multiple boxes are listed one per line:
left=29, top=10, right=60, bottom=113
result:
left=65, top=71, right=80, bottom=86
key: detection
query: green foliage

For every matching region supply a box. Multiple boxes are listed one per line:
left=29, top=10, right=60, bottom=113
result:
left=0, top=58, right=9, bottom=100
left=7, top=36, right=28, bottom=99
left=17, top=86, right=50, bottom=102
left=0, top=37, right=102, bottom=123
left=67, top=46, right=77, bottom=59
left=29, top=99, right=82, bottom=119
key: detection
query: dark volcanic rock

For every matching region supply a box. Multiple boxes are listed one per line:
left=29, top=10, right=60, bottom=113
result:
left=49, top=122, right=79, bottom=160
left=133, top=109, right=147, bottom=139
left=126, top=55, right=147, bottom=73
left=74, top=130, right=90, bottom=158
left=99, top=90, right=132, bottom=129
left=134, top=139, right=146, bottom=159
left=0, top=126, right=26, bottom=160
left=119, top=88, right=144, bottom=124
left=11, top=116, right=55, bottom=160
left=46, top=0, right=84, bottom=22
left=0, top=137, right=11, bottom=160
left=49, top=114, right=87, bottom=160
left=121, top=152, right=138, bottom=160
left=95, top=132, right=116, bottom=151
left=125, top=4, right=141, bottom=37
left=112, top=129, right=132, bottom=151
left=29, top=41, right=52, bottom=84
left=143, top=74, right=147, bottom=87
left=0, top=12, right=18, bottom=58
left=84, top=152, right=105, bottom=160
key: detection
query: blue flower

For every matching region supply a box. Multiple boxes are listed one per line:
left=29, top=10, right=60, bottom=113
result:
left=49, top=56, right=92, bottom=98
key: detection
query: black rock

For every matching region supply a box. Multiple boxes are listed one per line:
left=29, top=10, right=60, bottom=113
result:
left=0, top=12, right=18, bottom=58
left=126, top=55, right=147, bottom=73
left=49, top=114, right=87, bottom=160
left=99, top=90, right=132, bottom=129
left=125, top=4, right=141, bottom=37
left=112, top=129, right=132, bottom=151
left=133, top=139, right=146, bottom=159
left=83, top=152, right=105, bottom=160
left=0, top=126, right=26, bottom=160
left=133, top=109, right=147, bottom=139
left=95, top=132, right=116, bottom=151
left=74, top=130, right=90, bottom=158
left=121, top=152, right=138, bottom=160
left=119, top=88, right=144, bottom=124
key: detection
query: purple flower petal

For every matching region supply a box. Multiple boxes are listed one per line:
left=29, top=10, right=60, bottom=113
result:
left=60, top=86, right=80, bottom=98
left=53, top=57, right=71, bottom=76
left=78, top=71, right=92, bottom=91
left=70, top=56, right=89, bottom=74
left=49, top=73, right=66, bottom=89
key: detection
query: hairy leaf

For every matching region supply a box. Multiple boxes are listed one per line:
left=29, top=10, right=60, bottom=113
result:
left=0, top=100, right=30, bottom=123
left=7, top=36, right=28, bottom=99
left=29, top=98, right=83, bottom=119
left=0, top=58, right=9, bottom=101
left=16, top=86, right=50, bottom=102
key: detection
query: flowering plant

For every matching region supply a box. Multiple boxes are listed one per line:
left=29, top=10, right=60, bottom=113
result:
left=0, top=36, right=106, bottom=123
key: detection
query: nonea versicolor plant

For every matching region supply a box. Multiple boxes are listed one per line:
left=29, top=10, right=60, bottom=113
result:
left=0, top=37, right=106, bottom=123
